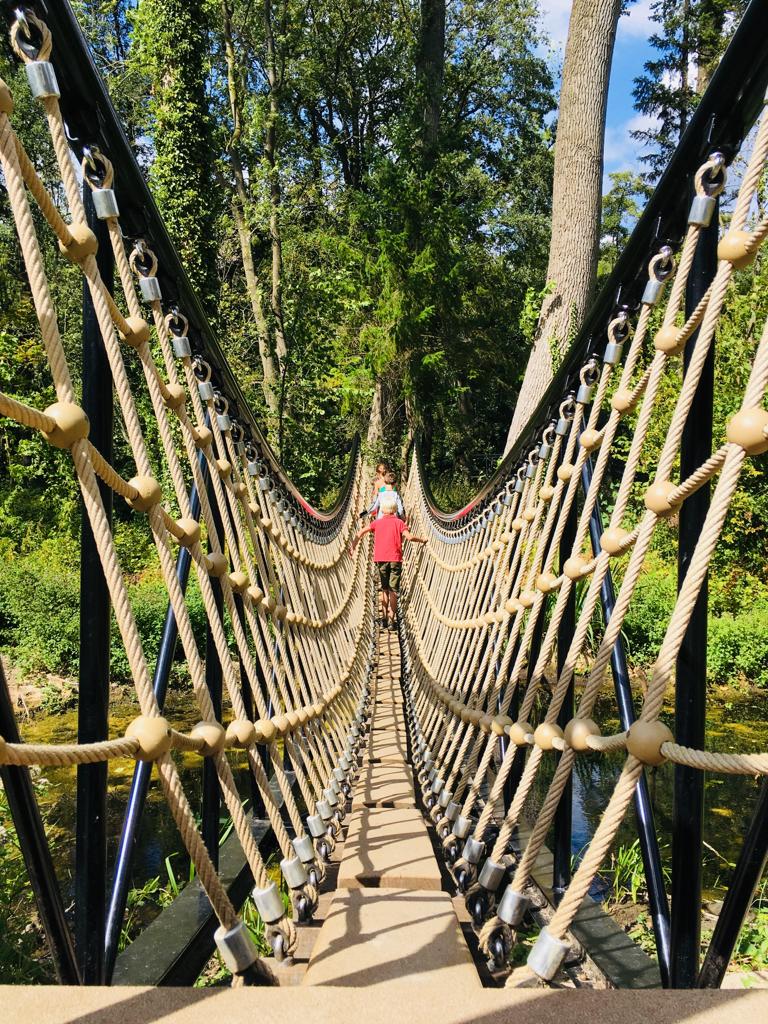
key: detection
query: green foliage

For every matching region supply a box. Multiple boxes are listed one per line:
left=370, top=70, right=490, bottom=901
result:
left=708, top=604, right=768, bottom=689
left=621, top=554, right=677, bottom=667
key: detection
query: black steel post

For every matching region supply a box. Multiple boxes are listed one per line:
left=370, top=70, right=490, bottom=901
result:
left=75, top=182, right=113, bottom=984
left=104, top=471, right=205, bottom=981
left=0, top=663, right=81, bottom=983
left=670, top=193, right=719, bottom=988
left=202, top=475, right=223, bottom=867
left=697, top=778, right=768, bottom=987
left=552, top=500, right=577, bottom=900
left=583, top=458, right=672, bottom=985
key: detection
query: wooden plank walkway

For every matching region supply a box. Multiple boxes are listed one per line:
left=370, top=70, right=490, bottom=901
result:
left=302, top=628, right=480, bottom=989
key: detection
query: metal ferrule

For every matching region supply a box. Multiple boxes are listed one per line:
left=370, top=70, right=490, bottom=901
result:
left=252, top=881, right=285, bottom=924
left=427, top=766, right=437, bottom=783
left=339, top=754, right=350, bottom=772
left=452, top=815, right=472, bottom=840
left=247, top=459, right=260, bottom=477
left=306, top=814, right=327, bottom=839
left=527, top=927, right=570, bottom=981
left=217, top=412, right=232, bottom=432
left=235, top=440, right=245, bottom=456
left=497, top=886, right=530, bottom=927
left=259, top=475, right=271, bottom=491
left=214, top=921, right=257, bottom=974
left=26, top=61, right=60, bottom=100
left=502, top=492, right=513, bottom=506
left=172, top=335, right=191, bottom=359
left=316, top=799, right=333, bottom=822
left=351, top=724, right=360, bottom=738
left=514, top=478, right=525, bottom=493
left=525, top=462, right=536, bottom=479
left=688, top=194, right=716, bottom=227
left=323, top=788, right=339, bottom=809
left=641, top=277, right=665, bottom=307
left=478, top=858, right=505, bottom=892
left=422, top=757, right=434, bottom=774
left=333, top=766, right=346, bottom=784
left=139, top=276, right=162, bottom=302
left=292, top=834, right=315, bottom=863
left=438, top=787, right=453, bottom=809
left=198, top=381, right=214, bottom=401
left=539, top=441, right=551, bottom=459
left=576, top=383, right=594, bottom=405
left=280, top=855, right=309, bottom=890
left=603, top=341, right=624, bottom=365
left=555, top=417, right=569, bottom=436
left=92, top=188, right=119, bottom=220
left=462, top=836, right=484, bottom=865
left=431, top=775, right=444, bottom=795
left=444, top=801, right=460, bottom=823
left=329, top=777, right=341, bottom=796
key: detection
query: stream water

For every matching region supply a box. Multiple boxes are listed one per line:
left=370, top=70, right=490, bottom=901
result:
left=9, top=685, right=768, bottom=908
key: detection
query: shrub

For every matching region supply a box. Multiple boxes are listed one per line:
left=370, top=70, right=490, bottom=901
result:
left=708, top=604, right=768, bottom=689
left=622, top=555, right=676, bottom=667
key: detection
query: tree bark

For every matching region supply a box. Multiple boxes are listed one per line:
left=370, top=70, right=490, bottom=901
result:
left=505, top=0, right=622, bottom=452
left=263, top=0, right=289, bottom=367
left=221, top=0, right=279, bottom=419
left=416, top=0, right=446, bottom=158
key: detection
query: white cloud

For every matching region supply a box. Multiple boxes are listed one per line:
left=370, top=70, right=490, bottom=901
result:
left=618, top=0, right=655, bottom=42
left=602, top=111, right=660, bottom=183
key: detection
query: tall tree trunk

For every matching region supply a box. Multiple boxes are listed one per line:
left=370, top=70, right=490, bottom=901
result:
left=221, top=0, right=279, bottom=419
left=505, top=0, right=622, bottom=452
left=416, top=0, right=446, bottom=159
left=263, top=0, right=289, bottom=367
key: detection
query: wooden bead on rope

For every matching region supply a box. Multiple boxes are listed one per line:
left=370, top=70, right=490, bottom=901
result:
left=274, top=604, right=288, bottom=621
left=247, top=585, right=264, bottom=606
left=479, top=714, right=494, bottom=734
left=126, top=716, right=172, bottom=761
left=58, top=222, right=98, bottom=263
left=600, top=526, right=631, bottom=556
left=234, top=481, right=247, bottom=500
left=286, top=711, right=301, bottom=730
left=611, top=388, right=635, bottom=414
left=191, top=720, right=226, bottom=756
left=272, top=715, right=291, bottom=738
left=563, top=718, right=601, bottom=752
left=579, top=428, right=602, bottom=452
left=534, top=722, right=564, bottom=751
left=194, top=425, right=213, bottom=449
left=248, top=501, right=261, bottom=521
left=563, top=553, right=590, bottom=580
left=313, top=701, right=325, bottom=717
left=718, top=230, right=756, bottom=271
left=0, top=79, right=14, bottom=114
left=625, top=720, right=674, bottom=766
left=522, top=507, right=535, bottom=523
left=41, top=402, right=89, bottom=449
left=557, top=463, right=574, bottom=482
left=726, top=407, right=768, bottom=455
left=228, top=570, right=249, bottom=594
left=505, top=597, right=522, bottom=615
left=511, top=517, right=525, bottom=532
left=216, top=458, right=232, bottom=480
left=127, top=475, right=162, bottom=512
left=654, top=324, right=685, bottom=356
left=205, top=551, right=229, bottom=578
left=536, top=572, right=560, bottom=594
left=491, top=714, right=513, bottom=736
left=253, top=718, right=277, bottom=744
left=226, top=719, right=256, bottom=748
left=162, top=383, right=186, bottom=411
left=644, top=479, right=680, bottom=518
left=119, top=315, right=151, bottom=348
left=519, top=590, right=536, bottom=608
left=508, top=720, right=533, bottom=746
left=174, top=517, right=201, bottom=548
left=540, top=484, right=555, bottom=502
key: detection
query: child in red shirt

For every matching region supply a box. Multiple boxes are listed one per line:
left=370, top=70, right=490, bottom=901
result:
left=350, top=495, right=425, bottom=629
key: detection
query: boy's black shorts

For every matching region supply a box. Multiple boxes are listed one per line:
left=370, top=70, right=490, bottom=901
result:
left=376, top=561, right=402, bottom=592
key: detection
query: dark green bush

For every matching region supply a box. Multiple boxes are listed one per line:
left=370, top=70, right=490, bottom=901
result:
left=707, top=604, right=768, bottom=689
left=622, top=555, right=677, bottom=667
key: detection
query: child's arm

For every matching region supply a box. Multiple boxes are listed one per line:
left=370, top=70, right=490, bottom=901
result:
left=349, top=522, right=374, bottom=555
left=403, top=529, right=426, bottom=544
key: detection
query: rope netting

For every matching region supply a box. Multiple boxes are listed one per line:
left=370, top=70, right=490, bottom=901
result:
left=2, top=3, right=768, bottom=993
left=400, top=115, right=768, bottom=979
left=0, top=10, right=377, bottom=985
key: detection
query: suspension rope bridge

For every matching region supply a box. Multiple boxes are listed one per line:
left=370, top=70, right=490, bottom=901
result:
left=2, top=1, right=768, bottom=1016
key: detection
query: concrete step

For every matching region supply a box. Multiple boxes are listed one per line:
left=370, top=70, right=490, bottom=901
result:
left=302, top=887, right=481, bottom=988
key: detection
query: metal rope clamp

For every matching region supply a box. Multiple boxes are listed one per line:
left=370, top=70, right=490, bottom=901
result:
left=306, top=814, right=327, bottom=839
left=167, top=309, right=192, bottom=358
left=576, top=358, right=600, bottom=405
left=193, top=358, right=215, bottom=401
left=462, top=835, right=484, bottom=865
left=452, top=815, right=473, bottom=840
left=214, top=393, right=232, bottom=432
left=132, top=241, right=163, bottom=302
left=641, top=246, right=674, bottom=307
left=292, top=835, right=316, bottom=864
left=496, top=885, right=530, bottom=927
left=603, top=311, right=629, bottom=366
left=252, top=881, right=286, bottom=924
left=280, top=855, right=309, bottom=890
left=525, top=448, right=539, bottom=479
left=538, top=422, right=557, bottom=460
left=214, top=921, right=259, bottom=975
left=478, top=858, right=505, bottom=892
left=527, top=927, right=571, bottom=981
left=688, top=152, right=726, bottom=227
left=555, top=396, right=576, bottom=436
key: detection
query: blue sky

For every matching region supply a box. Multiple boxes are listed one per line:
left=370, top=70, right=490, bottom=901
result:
left=538, top=1, right=659, bottom=187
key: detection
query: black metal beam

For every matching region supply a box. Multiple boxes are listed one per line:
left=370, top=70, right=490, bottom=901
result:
left=670, top=192, right=719, bottom=988
left=75, top=179, right=113, bottom=985
left=582, top=458, right=672, bottom=985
